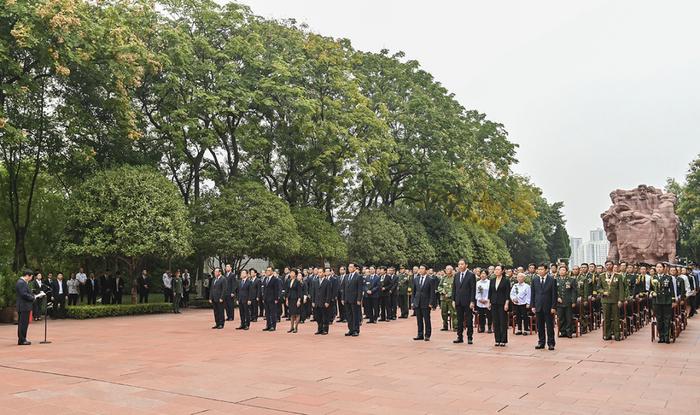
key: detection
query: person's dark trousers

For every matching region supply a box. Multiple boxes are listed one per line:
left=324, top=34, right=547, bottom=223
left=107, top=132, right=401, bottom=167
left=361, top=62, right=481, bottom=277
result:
left=366, top=298, right=377, bottom=322
left=54, top=294, right=67, bottom=318
left=113, top=292, right=122, bottom=304
left=138, top=292, right=148, bottom=304
left=79, top=285, right=86, bottom=303
left=557, top=305, right=573, bottom=336
left=323, top=305, right=331, bottom=333
left=337, top=297, right=346, bottom=321
left=172, top=294, right=181, bottom=313
left=277, top=302, right=283, bottom=322
left=456, top=305, right=474, bottom=340
left=477, top=307, right=491, bottom=331
left=259, top=299, right=265, bottom=317
left=390, top=293, right=398, bottom=319
left=380, top=296, right=389, bottom=320
left=330, top=301, right=337, bottom=324
left=656, top=304, right=672, bottom=341
left=164, top=288, right=172, bottom=303
left=514, top=304, right=528, bottom=332
left=17, top=310, right=29, bottom=344
left=399, top=294, right=409, bottom=318
left=314, top=306, right=325, bottom=333
left=265, top=301, right=278, bottom=329
left=213, top=301, right=225, bottom=327
left=363, top=297, right=368, bottom=318
left=345, top=302, right=361, bottom=334
left=250, top=299, right=258, bottom=321
left=239, top=301, right=250, bottom=328
left=224, top=296, right=234, bottom=321
left=183, top=291, right=189, bottom=307
left=415, top=307, right=431, bottom=338
left=32, top=300, right=42, bottom=320
left=68, top=293, right=78, bottom=306
left=536, top=310, right=555, bottom=347
left=101, top=293, right=111, bottom=305
left=492, top=307, right=508, bottom=344
left=374, top=297, right=380, bottom=321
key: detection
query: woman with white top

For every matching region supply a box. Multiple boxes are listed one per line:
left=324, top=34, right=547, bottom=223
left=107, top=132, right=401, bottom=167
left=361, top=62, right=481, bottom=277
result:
left=510, top=272, right=531, bottom=335
left=475, top=270, right=492, bottom=333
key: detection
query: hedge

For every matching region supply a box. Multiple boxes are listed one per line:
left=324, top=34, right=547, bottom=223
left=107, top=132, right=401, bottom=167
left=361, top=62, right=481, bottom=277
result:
left=66, top=303, right=173, bottom=319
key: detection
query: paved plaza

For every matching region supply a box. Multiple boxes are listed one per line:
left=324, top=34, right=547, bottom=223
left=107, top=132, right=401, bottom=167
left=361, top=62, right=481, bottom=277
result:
left=0, top=309, right=698, bottom=415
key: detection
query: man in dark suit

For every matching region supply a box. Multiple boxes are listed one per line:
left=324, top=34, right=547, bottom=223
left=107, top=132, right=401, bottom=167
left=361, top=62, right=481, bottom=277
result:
left=223, top=264, right=237, bottom=322
left=236, top=270, right=251, bottom=330
left=389, top=267, right=399, bottom=320
left=86, top=273, right=99, bottom=305
left=262, top=267, right=281, bottom=331
left=209, top=267, right=226, bottom=329
left=51, top=272, right=69, bottom=319
left=336, top=266, right=347, bottom=322
left=365, top=268, right=380, bottom=323
left=99, top=272, right=113, bottom=305
left=328, top=270, right=339, bottom=324
left=379, top=267, right=392, bottom=321
left=312, top=271, right=333, bottom=335
left=452, top=259, right=477, bottom=344
left=249, top=269, right=261, bottom=322
left=137, top=270, right=150, bottom=303
left=343, top=263, right=364, bottom=336
left=531, top=263, right=558, bottom=350
left=17, top=270, right=46, bottom=345
left=113, top=271, right=125, bottom=304
left=412, top=265, right=437, bottom=341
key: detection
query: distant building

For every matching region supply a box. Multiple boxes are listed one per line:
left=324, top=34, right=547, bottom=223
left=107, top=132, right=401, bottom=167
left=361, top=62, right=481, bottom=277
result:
left=569, top=228, right=609, bottom=265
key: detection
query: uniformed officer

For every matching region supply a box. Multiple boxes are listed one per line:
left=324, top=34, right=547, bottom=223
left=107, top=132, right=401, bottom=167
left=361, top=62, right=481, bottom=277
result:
left=556, top=265, right=577, bottom=338
left=651, top=263, right=674, bottom=343
left=596, top=260, right=625, bottom=341
left=438, top=266, right=456, bottom=331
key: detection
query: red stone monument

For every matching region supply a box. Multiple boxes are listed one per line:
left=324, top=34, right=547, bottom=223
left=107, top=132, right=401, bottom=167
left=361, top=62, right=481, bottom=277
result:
left=601, top=185, right=678, bottom=264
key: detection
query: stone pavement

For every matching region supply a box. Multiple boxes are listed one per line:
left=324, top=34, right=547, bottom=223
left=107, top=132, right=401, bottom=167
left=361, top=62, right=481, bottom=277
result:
left=0, top=309, right=698, bottom=415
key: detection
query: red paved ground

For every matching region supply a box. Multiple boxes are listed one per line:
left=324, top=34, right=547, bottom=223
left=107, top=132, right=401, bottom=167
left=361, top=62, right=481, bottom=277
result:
left=0, top=309, right=698, bottom=415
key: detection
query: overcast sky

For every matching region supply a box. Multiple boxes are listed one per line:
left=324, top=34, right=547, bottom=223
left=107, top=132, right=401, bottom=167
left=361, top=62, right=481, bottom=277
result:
left=234, top=0, right=700, bottom=239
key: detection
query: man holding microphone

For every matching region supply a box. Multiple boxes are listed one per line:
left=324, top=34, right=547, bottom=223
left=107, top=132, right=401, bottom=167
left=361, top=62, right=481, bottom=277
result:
left=16, top=270, right=46, bottom=345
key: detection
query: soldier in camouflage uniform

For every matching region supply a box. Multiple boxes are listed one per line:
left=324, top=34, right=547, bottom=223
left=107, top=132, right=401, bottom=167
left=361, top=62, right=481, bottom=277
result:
left=556, top=265, right=577, bottom=338
left=576, top=264, right=594, bottom=333
left=397, top=267, right=410, bottom=318
left=438, top=266, right=457, bottom=331
left=596, top=260, right=625, bottom=341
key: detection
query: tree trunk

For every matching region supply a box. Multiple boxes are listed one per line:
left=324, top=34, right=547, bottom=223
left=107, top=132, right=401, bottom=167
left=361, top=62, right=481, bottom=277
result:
left=12, top=226, right=28, bottom=271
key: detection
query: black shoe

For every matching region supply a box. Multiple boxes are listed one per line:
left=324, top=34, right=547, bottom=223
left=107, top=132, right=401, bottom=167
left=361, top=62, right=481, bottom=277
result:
left=321, top=332, right=328, bottom=335
left=515, top=331, right=523, bottom=335
left=262, top=328, right=270, bottom=331
left=287, top=329, right=294, bottom=333
left=535, top=344, right=545, bottom=350
left=211, top=326, right=219, bottom=329
left=548, top=346, right=555, bottom=350
left=567, top=334, right=573, bottom=338
left=269, top=328, right=276, bottom=332
left=379, top=319, right=387, bottom=322
left=235, top=326, right=245, bottom=330
left=467, top=338, right=473, bottom=344
left=351, top=332, right=359, bottom=337
left=614, top=337, right=620, bottom=341
left=345, top=332, right=353, bottom=336
left=243, top=327, right=249, bottom=330
left=216, top=326, right=224, bottom=329
left=314, top=331, right=322, bottom=335
left=441, top=327, right=449, bottom=331
left=18, top=341, right=31, bottom=346
left=522, top=332, right=528, bottom=336
left=424, top=337, right=430, bottom=341
left=603, top=336, right=611, bottom=340
left=453, top=339, right=464, bottom=344
left=226, top=318, right=233, bottom=321
left=413, top=336, right=424, bottom=341
left=487, top=329, right=493, bottom=334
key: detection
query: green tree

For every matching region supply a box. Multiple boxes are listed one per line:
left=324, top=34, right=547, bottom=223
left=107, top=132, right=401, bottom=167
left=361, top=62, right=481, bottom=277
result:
left=417, top=210, right=473, bottom=266
left=670, top=155, right=700, bottom=261
left=284, top=207, right=346, bottom=265
left=385, top=207, right=436, bottom=265
left=193, top=180, right=300, bottom=270
left=348, top=210, right=407, bottom=265
left=63, top=166, right=192, bottom=277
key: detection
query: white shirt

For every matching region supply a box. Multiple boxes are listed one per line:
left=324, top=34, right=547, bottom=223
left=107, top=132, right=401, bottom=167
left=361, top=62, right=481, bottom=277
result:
left=672, top=276, right=679, bottom=299
left=644, top=274, right=651, bottom=291
left=67, top=279, right=79, bottom=294
left=475, top=279, right=490, bottom=308
left=680, top=275, right=693, bottom=297
left=162, top=273, right=172, bottom=289
left=76, top=272, right=87, bottom=284
left=510, top=282, right=531, bottom=306
left=58, top=281, right=64, bottom=295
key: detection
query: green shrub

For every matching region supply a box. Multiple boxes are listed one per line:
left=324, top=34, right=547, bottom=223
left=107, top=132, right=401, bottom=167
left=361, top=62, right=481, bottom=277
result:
left=66, top=302, right=173, bottom=319
left=0, top=270, right=17, bottom=309
left=188, top=298, right=212, bottom=309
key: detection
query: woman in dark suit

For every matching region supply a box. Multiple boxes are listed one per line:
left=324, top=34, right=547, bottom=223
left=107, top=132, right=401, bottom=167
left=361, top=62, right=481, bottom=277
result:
left=286, top=269, right=305, bottom=333
left=488, top=265, right=511, bottom=347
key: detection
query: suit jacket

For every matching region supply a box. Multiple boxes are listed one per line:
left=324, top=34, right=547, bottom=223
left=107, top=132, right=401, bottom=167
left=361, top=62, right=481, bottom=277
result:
left=390, top=274, right=400, bottom=295
left=412, top=274, right=436, bottom=309
left=16, top=278, right=36, bottom=312
left=452, top=270, right=476, bottom=307
left=99, top=275, right=113, bottom=295
left=250, top=277, right=261, bottom=300
left=366, top=274, right=380, bottom=298
left=87, top=278, right=100, bottom=295
left=209, top=276, right=226, bottom=302
left=225, top=272, right=237, bottom=297
left=380, top=274, right=392, bottom=297
left=343, top=272, right=364, bottom=303
left=488, top=277, right=510, bottom=306
left=531, top=274, right=557, bottom=312
left=51, top=279, right=69, bottom=298
left=137, top=276, right=150, bottom=293
left=263, top=276, right=281, bottom=302
left=238, top=278, right=251, bottom=303
left=286, top=278, right=304, bottom=303
left=311, top=278, right=332, bottom=305
left=114, top=277, right=125, bottom=293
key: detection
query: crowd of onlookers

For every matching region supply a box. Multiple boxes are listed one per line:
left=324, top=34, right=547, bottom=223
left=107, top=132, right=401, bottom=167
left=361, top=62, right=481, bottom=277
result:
left=27, top=268, right=194, bottom=319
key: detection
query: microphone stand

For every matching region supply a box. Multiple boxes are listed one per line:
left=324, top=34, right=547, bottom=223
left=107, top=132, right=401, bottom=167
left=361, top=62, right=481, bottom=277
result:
left=40, top=286, right=52, bottom=344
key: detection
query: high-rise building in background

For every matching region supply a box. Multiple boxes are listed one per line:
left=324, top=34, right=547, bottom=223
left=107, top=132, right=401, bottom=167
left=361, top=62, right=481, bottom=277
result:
left=569, top=228, right=609, bottom=265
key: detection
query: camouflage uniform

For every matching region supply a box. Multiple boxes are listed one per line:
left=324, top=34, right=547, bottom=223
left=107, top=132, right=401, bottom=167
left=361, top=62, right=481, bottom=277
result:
left=438, top=273, right=456, bottom=331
